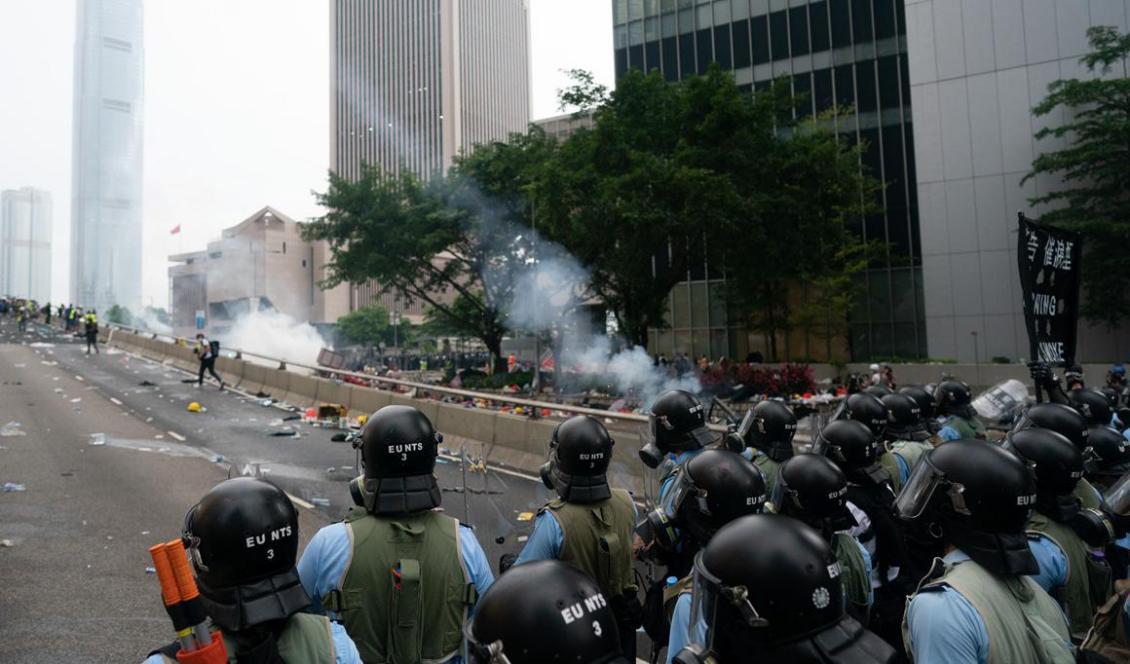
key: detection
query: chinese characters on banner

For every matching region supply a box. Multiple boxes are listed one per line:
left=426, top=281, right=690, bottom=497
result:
left=1017, top=213, right=1082, bottom=365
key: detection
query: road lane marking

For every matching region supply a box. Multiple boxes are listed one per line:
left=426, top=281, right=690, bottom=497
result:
left=287, top=493, right=315, bottom=510
left=167, top=431, right=186, bottom=441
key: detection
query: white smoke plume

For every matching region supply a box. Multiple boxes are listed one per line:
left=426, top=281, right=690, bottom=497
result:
left=221, top=310, right=328, bottom=366
left=559, top=334, right=701, bottom=408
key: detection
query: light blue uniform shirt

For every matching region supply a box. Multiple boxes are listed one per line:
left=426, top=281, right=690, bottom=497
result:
left=515, top=499, right=638, bottom=565
left=937, top=419, right=963, bottom=442
left=1028, top=534, right=1070, bottom=600
left=296, top=519, right=494, bottom=664
left=141, top=621, right=362, bottom=664
left=906, top=549, right=1072, bottom=664
left=666, top=592, right=704, bottom=664
left=659, top=448, right=707, bottom=502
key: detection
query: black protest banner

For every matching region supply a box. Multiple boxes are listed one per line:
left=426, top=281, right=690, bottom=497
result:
left=1017, top=213, right=1082, bottom=365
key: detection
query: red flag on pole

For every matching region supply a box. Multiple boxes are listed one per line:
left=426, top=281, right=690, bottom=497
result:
left=170, top=224, right=181, bottom=235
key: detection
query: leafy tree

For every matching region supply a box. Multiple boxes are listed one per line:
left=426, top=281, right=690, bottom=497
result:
left=335, top=304, right=389, bottom=347
left=106, top=305, right=132, bottom=325
left=1024, top=26, right=1130, bottom=324
left=304, top=131, right=556, bottom=370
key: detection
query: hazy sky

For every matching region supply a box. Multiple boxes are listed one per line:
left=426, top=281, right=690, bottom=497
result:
left=0, top=0, right=613, bottom=308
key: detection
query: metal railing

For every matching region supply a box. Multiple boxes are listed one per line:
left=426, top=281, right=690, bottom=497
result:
left=101, top=322, right=672, bottom=428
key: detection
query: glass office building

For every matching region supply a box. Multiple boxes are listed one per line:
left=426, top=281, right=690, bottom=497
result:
left=613, top=0, right=925, bottom=360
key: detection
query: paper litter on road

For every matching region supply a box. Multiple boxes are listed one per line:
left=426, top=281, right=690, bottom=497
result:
left=29, top=342, right=55, bottom=348
left=89, top=433, right=106, bottom=446
left=69, top=398, right=82, bottom=403
left=516, top=512, right=534, bottom=521
left=1, top=422, right=27, bottom=437
left=3, top=483, right=27, bottom=492
left=0, top=539, right=16, bottom=547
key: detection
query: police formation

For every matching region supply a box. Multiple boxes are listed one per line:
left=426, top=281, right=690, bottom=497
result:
left=141, top=364, right=1130, bottom=664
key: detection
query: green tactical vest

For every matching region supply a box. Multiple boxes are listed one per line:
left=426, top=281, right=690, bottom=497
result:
left=833, top=533, right=872, bottom=612
left=903, top=557, right=1074, bottom=664
left=326, top=507, right=474, bottom=664
left=222, top=613, right=337, bottom=664
left=1080, top=586, right=1130, bottom=663
left=753, top=454, right=782, bottom=497
left=943, top=415, right=986, bottom=440
left=1028, top=511, right=1113, bottom=640
left=1074, top=478, right=1102, bottom=510
left=545, top=488, right=638, bottom=599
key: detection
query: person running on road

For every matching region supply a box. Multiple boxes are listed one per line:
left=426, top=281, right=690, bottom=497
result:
left=194, top=333, right=223, bottom=389
left=84, top=310, right=99, bottom=354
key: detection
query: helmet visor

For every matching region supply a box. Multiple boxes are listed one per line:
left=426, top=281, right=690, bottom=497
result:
left=736, top=409, right=755, bottom=445
left=660, top=466, right=699, bottom=520
left=894, top=455, right=944, bottom=520
left=1103, top=470, right=1130, bottom=517
left=687, top=550, right=769, bottom=653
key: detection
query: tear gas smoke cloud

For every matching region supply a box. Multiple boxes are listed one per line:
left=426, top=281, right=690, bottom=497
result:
left=560, top=335, right=701, bottom=408
left=221, top=310, right=328, bottom=366
left=136, top=309, right=172, bottom=335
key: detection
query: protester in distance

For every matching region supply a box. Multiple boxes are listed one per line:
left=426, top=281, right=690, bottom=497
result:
left=771, top=453, right=874, bottom=623
left=670, top=514, right=896, bottom=664
left=514, top=415, right=641, bottom=659
left=194, top=332, right=224, bottom=390
left=897, top=440, right=1073, bottom=663
left=83, top=308, right=99, bottom=354
left=144, top=477, right=361, bottom=663
left=297, top=405, right=493, bottom=664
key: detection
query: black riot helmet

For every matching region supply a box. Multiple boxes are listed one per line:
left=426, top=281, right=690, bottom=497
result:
left=182, top=477, right=310, bottom=631
left=1100, top=387, right=1122, bottom=410
left=881, top=393, right=929, bottom=442
left=895, top=440, right=1038, bottom=576
left=467, top=560, right=629, bottom=664
left=671, top=515, right=896, bottom=664
left=863, top=384, right=893, bottom=398
left=351, top=405, right=442, bottom=515
left=740, top=400, right=798, bottom=462
left=637, top=450, right=767, bottom=552
left=772, top=454, right=855, bottom=535
left=834, top=393, right=888, bottom=439
left=540, top=415, right=614, bottom=503
left=1002, top=428, right=1084, bottom=496
left=1083, top=425, right=1130, bottom=484
left=640, top=389, right=715, bottom=469
left=1070, top=388, right=1113, bottom=428
left=812, top=420, right=884, bottom=484
left=899, top=385, right=937, bottom=420
left=934, top=380, right=976, bottom=418
left=1012, top=403, right=1090, bottom=451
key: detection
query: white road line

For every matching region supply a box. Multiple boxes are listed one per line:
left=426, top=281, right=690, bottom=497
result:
left=167, top=431, right=186, bottom=441
left=109, top=397, right=123, bottom=406
left=287, top=493, right=315, bottom=510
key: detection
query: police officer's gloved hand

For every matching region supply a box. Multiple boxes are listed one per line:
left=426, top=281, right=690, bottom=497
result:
left=498, top=553, right=517, bottom=575
left=1028, top=361, right=1056, bottom=387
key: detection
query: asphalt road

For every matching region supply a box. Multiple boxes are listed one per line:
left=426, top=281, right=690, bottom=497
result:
left=0, top=319, right=604, bottom=661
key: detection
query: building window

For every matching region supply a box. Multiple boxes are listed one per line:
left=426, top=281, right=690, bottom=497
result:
left=769, top=11, right=788, bottom=61
left=282, top=241, right=287, bottom=254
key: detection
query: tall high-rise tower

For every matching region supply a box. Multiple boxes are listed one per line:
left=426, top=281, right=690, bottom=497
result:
left=71, top=0, right=144, bottom=312
left=326, top=0, right=531, bottom=314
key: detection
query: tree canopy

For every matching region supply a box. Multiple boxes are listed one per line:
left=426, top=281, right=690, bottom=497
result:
left=335, top=304, right=389, bottom=347
left=1024, top=26, right=1130, bottom=325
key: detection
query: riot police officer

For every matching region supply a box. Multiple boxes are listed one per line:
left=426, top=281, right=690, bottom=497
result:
left=897, top=440, right=1073, bottom=663
left=145, top=477, right=361, bottom=663
left=466, top=559, right=631, bottom=664
left=878, top=393, right=934, bottom=492
left=738, top=399, right=797, bottom=495
left=640, top=389, right=717, bottom=475
left=899, top=385, right=938, bottom=434
left=1013, top=402, right=1101, bottom=509
left=833, top=393, right=889, bottom=440
left=813, top=420, right=909, bottom=652
left=934, top=380, right=986, bottom=440
left=1071, top=388, right=1114, bottom=429
left=669, top=514, right=896, bottom=664
left=297, top=406, right=494, bottom=664
left=1084, top=424, right=1130, bottom=490
left=516, top=416, right=640, bottom=658
left=1004, top=428, right=1112, bottom=641
left=643, top=450, right=767, bottom=663
left=771, top=453, right=874, bottom=622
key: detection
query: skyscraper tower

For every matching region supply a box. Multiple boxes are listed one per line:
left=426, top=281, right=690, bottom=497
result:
left=71, top=0, right=144, bottom=312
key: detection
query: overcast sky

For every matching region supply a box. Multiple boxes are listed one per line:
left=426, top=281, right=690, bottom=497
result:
left=0, top=0, right=613, bottom=308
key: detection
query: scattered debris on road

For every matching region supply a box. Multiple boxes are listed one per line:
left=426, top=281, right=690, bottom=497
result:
left=3, top=482, right=27, bottom=492
left=89, top=433, right=106, bottom=446
left=1, top=422, right=27, bottom=437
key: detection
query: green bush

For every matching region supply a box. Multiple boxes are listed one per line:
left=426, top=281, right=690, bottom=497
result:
left=991, top=356, right=1012, bottom=364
